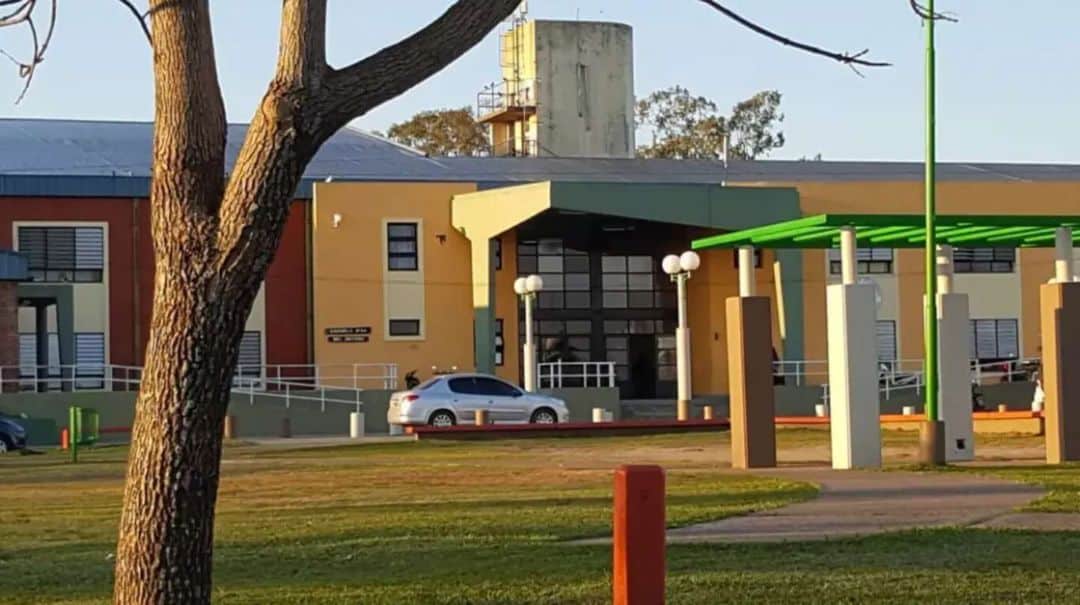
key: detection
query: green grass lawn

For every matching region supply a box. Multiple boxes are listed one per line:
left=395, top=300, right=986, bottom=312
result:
left=4, top=432, right=1080, bottom=604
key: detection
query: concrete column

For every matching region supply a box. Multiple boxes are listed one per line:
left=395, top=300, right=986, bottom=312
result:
left=1055, top=227, right=1074, bottom=284
left=839, top=227, right=857, bottom=285
left=35, top=302, right=48, bottom=393
left=1041, top=281, right=1080, bottom=463
left=726, top=296, right=776, bottom=469
left=0, top=283, right=18, bottom=393
left=738, top=246, right=756, bottom=297
left=826, top=281, right=881, bottom=469
left=936, top=245, right=954, bottom=294
left=469, top=237, right=496, bottom=374
left=349, top=412, right=365, bottom=439
left=523, top=294, right=536, bottom=392
left=937, top=292, right=974, bottom=461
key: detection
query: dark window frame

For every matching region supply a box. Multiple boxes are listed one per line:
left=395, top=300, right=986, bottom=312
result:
left=828, top=247, right=894, bottom=275
left=494, top=319, right=505, bottom=366
left=386, top=222, right=419, bottom=272
left=18, top=225, right=105, bottom=283
left=969, top=318, right=1020, bottom=361
left=388, top=319, right=421, bottom=337
left=954, top=248, right=1015, bottom=274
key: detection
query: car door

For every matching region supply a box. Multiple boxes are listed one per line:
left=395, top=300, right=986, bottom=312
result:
left=477, top=377, right=528, bottom=423
left=446, top=377, right=487, bottom=424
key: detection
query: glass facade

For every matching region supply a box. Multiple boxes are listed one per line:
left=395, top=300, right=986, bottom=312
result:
left=517, top=230, right=679, bottom=399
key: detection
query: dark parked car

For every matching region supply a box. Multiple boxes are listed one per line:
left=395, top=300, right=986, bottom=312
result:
left=0, top=414, right=27, bottom=453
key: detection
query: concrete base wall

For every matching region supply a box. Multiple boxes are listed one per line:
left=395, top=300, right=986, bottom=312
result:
left=542, top=387, right=621, bottom=422
left=0, top=390, right=396, bottom=445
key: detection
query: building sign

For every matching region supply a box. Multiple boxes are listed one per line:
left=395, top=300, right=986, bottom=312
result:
left=325, top=326, right=371, bottom=343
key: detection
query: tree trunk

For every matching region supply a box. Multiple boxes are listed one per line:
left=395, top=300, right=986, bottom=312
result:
left=111, top=1, right=521, bottom=602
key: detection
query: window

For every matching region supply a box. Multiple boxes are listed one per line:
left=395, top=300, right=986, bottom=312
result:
left=494, top=319, right=505, bottom=366
left=517, top=238, right=591, bottom=310
left=18, top=332, right=106, bottom=390
left=602, top=254, right=672, bottom=310
left=473, top=377, right=521, bottom=397
left=18, top=226, right=105, bottom=283
left=954, top=248, right=1015, bottom=274
left=521, top=319, right=592, bottom=363
left=389, top=319, right=421, bottom=337
left=387, top=222, right=418, bottom=271
left=828, top=248, right=893, bottom=275
left=875, top=320, right=897, bottom=362
left=448, top=376, right=478, bottom=395
left=733, top=249, right=763, bottom=269
left=493, top=238, right=502, bottom=271
left=969, top=319, right=1019, bottom=361
left=74, top=333, right=106, bottom=389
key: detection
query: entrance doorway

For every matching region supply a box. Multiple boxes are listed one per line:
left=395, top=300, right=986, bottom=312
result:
left=627, top=334, right=657, bottom=399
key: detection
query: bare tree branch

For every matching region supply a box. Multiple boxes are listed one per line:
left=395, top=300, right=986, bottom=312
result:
left=0, top=0, right=56, bottom=102
left=317, top=0, right=521, bottom=139
left=909, top=0, right=959, bottom=23
left=696, top=0, right=891, bottom=68
left=116, top=0, right=152, bottom=43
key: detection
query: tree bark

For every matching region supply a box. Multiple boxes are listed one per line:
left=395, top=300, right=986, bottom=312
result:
left=112, top=1, right=520, bottom=603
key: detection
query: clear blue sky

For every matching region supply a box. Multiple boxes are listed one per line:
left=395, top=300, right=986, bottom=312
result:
left=2, top=1, right=1077, bottom=162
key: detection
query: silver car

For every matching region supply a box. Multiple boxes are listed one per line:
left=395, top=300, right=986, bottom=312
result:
left=387, top=373, right=570, bottom=427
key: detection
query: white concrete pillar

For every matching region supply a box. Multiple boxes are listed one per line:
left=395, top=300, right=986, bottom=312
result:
left=936, top=292, right=974, bottom=461
left=826, top=280, right=882, bottom=469
left=839, top=228, right=858, bottom=286
left=1055, top=227, right=1074, bottom=284
left=349, top=412, right=365, bottom=439
left=738, top=246, right=756, bottom=297
left=936, top=245, right=954, bottom=294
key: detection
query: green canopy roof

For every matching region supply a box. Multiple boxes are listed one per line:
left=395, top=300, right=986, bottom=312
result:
left=692, top=214, right=1080, bottom=250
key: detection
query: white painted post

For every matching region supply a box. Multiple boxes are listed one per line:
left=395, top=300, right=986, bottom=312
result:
left=839, top=227, right=857, bottom=286
left=523, top=293, right=536, bottom=392
left=349, top=412, right=365, bottom=438
left=675, top=272, right=692, bottom=421
left=738, top=246, right=756, bottom=297
left=592, top=408, right=607, bottom=423
left=1055, top=227, right=1074, bottom=283
left=936, top=245, right=954, bottom=294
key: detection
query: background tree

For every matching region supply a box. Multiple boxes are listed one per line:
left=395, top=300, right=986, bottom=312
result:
left=636, top=86, right=785, bottom=160
left=386, top=107, right=490, bottom=156
left=0, top=1, right=887, bottom=603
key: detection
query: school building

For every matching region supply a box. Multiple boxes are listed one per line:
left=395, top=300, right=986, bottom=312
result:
left=2, top=117, right=1079, bottom=403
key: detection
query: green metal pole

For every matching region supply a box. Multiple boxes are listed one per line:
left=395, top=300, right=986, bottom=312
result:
left=69, top=406, right=79, bottom=464
left=924, top=0, right=939, bottom=424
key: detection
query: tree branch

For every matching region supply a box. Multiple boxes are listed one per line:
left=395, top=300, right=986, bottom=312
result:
left=317, top=0, right=521, bottom=140
left=0, top=0, right=56, bottom=102
left=116, top=0, right=152, bottom=43
left=695, top=0, right=890, bottom=68
left=909, top=0, right=958, bottom=23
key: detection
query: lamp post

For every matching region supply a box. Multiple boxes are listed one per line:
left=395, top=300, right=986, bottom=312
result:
left=514, top=274, right=544, bottom=391
left=663, top=251, right=701, bottom=421
left=921, top=0, right=946, bottom=464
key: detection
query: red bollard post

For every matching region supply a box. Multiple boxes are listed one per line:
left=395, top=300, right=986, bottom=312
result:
left=613, top=465, right=666, bottom=605
left=60, top=427, right=69, bottom=450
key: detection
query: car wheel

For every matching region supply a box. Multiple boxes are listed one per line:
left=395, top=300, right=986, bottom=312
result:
left=530, top=408, right=558, bottom=425
left=428, top=410, right=456, bottom=428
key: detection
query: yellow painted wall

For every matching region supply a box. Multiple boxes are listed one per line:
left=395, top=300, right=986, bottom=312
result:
left=688, top=248, right=781, bottom=395
left=493, top=229, right=521, bottom=383
left=312, top=182, right=478, bottom=386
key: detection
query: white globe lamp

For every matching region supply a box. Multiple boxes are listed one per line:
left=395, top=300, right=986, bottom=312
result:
left=525, top=274, right=544, bottom=293
left=662, top=254, right=681, bottom=276
left=679, top=251, right=701, bottom=272
left=513, top=277, right=528, bottom=295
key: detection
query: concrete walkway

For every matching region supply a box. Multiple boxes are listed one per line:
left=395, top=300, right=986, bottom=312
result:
left=664, top=468, right=1044, bottom=544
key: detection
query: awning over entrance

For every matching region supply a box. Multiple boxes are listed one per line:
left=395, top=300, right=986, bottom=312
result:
left=451, top=180, right=802, bottom=374
left=692, top=213, right=1080, bottom=250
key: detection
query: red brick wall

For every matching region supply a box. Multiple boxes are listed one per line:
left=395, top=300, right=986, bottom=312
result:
left=0, top=196, right=311, bottom=368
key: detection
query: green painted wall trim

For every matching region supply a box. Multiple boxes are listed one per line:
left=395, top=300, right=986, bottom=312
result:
left=17, top=284, right=75, bottom=366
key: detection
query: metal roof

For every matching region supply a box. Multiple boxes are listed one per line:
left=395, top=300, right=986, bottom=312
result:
left=3, top=118, right=1080, bottom=198
left=692, top=214, right=1080, bottom=250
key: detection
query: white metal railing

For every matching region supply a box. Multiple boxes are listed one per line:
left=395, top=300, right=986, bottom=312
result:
left=2, top=362, right=400, bottom=413
left=233, top=363, right=398, bottom=391
left=537, top=361, right=616, bottom=389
